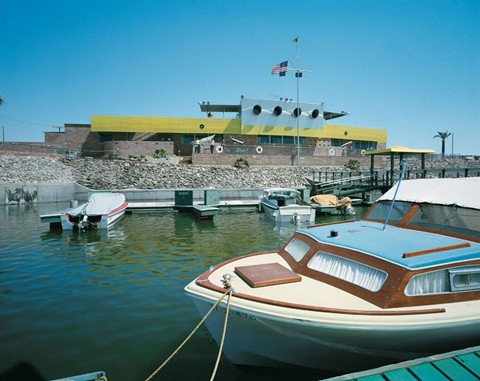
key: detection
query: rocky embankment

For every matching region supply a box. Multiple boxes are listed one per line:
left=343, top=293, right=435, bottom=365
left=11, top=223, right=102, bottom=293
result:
left=0, top=155, right=478, bottom=190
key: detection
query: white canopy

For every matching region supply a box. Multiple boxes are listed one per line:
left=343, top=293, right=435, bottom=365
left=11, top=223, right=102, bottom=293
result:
left=378, top=177, right=480, bottom=210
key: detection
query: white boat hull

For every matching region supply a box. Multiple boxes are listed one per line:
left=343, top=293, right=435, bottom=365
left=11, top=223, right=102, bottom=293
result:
left=60, top=193, right=128, bottom=230
left=188, top=293, right=480, bottom=373
left=261, top=202, right=315, bottom=223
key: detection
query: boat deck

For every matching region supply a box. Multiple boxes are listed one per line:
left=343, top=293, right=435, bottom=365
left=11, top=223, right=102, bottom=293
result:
left=321, top=345, right=480, bottom=381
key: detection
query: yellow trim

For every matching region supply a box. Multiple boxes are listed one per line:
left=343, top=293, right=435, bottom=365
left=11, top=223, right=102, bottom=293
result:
left=91, top=116, right=387, bottom=143
left=91, top=115, right=241, bottom=134
left=322, top=124, right=387, bottom=144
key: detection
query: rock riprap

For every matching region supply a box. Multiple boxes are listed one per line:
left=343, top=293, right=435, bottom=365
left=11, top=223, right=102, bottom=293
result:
left=0, top=155, right=477, bottom=190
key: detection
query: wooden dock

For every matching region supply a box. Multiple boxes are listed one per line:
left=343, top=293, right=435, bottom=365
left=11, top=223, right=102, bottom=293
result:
left=306, top=167, right=480, bottom=198
left=321, top=345, right=480, bottom=381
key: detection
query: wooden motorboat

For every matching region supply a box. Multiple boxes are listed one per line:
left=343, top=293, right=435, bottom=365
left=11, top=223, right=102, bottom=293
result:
left=185, top=177, right=480, bottom=373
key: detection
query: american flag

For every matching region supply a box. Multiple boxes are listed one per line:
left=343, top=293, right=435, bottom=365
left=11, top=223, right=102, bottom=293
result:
left=271, top=60, right=288, bottom=76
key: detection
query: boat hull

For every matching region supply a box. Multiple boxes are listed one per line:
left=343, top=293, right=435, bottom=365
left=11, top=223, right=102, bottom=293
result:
left=60, top=195, right=128, bottom=230
left=260, top=201, right=315, bottom=223
left=188, top=293, right=480, bottom=373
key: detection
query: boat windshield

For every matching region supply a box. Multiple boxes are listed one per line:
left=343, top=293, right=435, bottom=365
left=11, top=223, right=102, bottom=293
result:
left=408, top=204, right=480, bottom=238
left=367, top=201, right=480, bottom=238
left=366, top=201, right=412, bottom=223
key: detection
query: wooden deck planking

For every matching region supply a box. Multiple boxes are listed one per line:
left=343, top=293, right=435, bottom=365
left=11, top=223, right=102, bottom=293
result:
left=321, top=345, right=480, bottom=381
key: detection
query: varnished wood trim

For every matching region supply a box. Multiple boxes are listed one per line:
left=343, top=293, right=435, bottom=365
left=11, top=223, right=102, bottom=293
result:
left=403, top=242, right=471, bottom=258
left=399, top=203, right=420, bottom=224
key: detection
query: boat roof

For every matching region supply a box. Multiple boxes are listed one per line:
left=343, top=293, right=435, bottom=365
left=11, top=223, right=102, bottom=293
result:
left=378, top=177, right=480, bottom=210
left=300, top=221, right=480, bottom=270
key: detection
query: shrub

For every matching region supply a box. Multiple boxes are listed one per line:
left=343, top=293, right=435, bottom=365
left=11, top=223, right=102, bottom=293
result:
left=234, top=157, right=249, bottom=168
left=344, top=159, right=360, bottom=170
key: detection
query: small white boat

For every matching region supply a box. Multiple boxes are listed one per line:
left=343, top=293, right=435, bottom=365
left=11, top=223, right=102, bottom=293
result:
left=258, top=188, right=315, bottom=223
left=185, top=177, right=480, bottom=373
left=310, top=194, right=358, bottom=215
left=60, top=192, right=128, bottom=230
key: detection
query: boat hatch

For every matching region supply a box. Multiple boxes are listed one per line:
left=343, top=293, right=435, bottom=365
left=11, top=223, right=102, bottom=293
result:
left=234, top=262, right=302, bottom=288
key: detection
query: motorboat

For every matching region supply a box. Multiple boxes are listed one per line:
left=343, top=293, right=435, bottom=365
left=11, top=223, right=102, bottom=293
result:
left=258, top=188, right=316, bottom=223
left=60, top=192, right=128, bottom=230
left=185, top=177, right=480, bottom=373
left=309, top=194, right=358, bottom=215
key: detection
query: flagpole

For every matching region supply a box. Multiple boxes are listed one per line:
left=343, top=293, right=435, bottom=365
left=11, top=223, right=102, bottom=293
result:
left=295, top=37, right=300, bottom=166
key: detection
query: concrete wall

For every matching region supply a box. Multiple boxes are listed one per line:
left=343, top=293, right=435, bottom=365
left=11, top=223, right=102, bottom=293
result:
left=0, top=181, right=264, bottom=206
left=1, top=182, right=76, bottom=205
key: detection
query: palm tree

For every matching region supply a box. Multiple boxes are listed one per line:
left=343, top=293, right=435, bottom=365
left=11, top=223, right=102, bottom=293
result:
left=434, top=131, right=452, bottom=160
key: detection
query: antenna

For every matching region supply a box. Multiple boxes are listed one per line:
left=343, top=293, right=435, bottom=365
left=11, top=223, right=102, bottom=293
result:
left=383, top=160, right=407, bottom=231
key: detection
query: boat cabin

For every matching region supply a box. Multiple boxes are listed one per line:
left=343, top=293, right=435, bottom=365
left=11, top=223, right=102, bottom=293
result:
left=277, top=185, right=480, bottom=309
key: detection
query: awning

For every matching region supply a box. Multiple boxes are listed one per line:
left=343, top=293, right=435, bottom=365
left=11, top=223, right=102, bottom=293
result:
left=363, top=146, right=435, bottom=156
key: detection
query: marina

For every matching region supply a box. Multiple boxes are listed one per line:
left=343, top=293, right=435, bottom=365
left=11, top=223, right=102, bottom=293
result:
left=2, top=202, right=358, bottom=381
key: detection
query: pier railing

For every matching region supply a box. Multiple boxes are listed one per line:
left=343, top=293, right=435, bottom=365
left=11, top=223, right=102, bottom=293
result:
left=308, top=167, right=480, bottom=197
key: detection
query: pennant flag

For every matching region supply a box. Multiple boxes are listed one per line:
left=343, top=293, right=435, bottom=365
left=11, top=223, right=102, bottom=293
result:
left=293, top=37, right=298, bottom=43
left=271, top=61, right=288, bottom=76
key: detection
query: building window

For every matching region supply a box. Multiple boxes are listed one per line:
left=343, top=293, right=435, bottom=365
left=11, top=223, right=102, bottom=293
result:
left=258, top=136, right=270, bottom=144
left=257, top=135, right=305, bottom=145
left=99, top=133, right=114, bottom=142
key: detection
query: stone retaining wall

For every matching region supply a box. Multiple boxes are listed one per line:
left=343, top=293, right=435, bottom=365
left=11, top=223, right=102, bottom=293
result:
left=0, top=155, right=478, bottom=205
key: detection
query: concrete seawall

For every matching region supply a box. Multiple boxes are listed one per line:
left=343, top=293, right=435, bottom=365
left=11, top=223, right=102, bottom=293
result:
left=0, top=181, right=267, bottom=206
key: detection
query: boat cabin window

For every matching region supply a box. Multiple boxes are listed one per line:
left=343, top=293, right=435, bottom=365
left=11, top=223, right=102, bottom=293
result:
left=405, top=269, right=450, bottom=295
left=450, top=266, right=480, bottom=291
left=405, top=266, right=480, bottom=296
left=307, top=252, right=387, bottom=292
left=285, top=238, right=310, bottom=262
left=367, top=201, right=412, bottom=222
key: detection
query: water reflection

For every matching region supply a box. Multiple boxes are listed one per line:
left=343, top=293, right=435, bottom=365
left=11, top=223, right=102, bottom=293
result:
left=0, top=203, right=367, bottom=381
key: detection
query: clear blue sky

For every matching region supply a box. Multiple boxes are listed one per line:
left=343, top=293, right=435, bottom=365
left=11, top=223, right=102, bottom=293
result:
left=1, top=0, right=479, bottom=154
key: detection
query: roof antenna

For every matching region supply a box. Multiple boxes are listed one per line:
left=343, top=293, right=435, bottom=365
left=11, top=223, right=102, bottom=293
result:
left=383, top=159, right=407, bottom=231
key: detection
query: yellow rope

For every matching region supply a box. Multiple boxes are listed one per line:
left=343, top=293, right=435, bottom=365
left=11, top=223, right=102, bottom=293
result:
left=210, top=289, right=233, bottom=381
left=144, top=288, right=232, bottom=381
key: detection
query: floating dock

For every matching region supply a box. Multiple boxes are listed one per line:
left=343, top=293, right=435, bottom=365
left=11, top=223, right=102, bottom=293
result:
left=321, top=345, right=480, bottom=381
left=40, top=189, right=260, bottom=226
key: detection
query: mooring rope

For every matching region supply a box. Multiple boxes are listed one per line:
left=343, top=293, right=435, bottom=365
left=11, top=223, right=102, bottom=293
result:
left=209, top=289, right=233, bottom=381
left=145, top=287, right=233, bottom=381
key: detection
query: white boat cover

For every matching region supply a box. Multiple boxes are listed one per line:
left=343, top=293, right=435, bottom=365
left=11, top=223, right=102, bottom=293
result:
left=84, top=193, right=126, bottom=215
left=377, top=177, right=480, bottom=210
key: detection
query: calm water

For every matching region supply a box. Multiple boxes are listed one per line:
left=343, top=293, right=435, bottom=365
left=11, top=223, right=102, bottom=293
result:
left=0, top=203, right=367, bottom=381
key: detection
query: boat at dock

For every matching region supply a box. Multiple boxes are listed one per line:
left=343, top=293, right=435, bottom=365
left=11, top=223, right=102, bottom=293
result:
left=258, top=188, right=316, bottom=223
left=59, top=192, right=128, bottom=230
left=185, top=177, right=480, bottom=373
left=309, top=194, right=358, bottom=215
